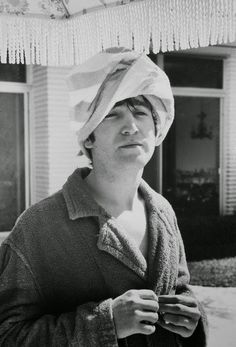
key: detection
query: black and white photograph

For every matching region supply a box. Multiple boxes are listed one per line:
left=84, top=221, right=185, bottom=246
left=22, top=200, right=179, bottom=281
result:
left=0, top=0, right=235, bottom=346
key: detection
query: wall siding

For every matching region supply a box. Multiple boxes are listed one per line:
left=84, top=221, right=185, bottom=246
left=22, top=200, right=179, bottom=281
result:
left=31, top=66, right=78, bottom=203
left=31, top=66, right=49, bottom=203
left=47, top=67, right=78, bottom=195
left=223, top=49, right=236, bottom=214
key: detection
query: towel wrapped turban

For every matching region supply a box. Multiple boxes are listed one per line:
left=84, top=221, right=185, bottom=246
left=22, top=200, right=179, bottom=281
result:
left=67, top=47, right=174, bottom=161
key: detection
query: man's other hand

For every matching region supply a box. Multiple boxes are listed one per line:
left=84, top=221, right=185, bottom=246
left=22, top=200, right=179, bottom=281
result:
left=157, top=295, right=201, bottom=338
left=112, top=289, right=159, bottom=339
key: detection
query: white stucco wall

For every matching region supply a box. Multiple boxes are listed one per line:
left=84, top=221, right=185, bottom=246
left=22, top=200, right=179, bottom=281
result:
left=30, top=47, right=236, bottom=214
left=222, top=48, right=236, bottom=214
left=31, top=65, right=78, bottom=204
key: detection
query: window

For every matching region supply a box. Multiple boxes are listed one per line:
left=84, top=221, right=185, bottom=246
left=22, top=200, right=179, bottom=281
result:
left=0, top=63, right=27, bottom=231
left=163, top=96, right=220, bottom=216
left=164, top=54, right=223, bottom=89
left=162, top=54, right=223, bottom=216
left=0, top=62, right=26, bottom=82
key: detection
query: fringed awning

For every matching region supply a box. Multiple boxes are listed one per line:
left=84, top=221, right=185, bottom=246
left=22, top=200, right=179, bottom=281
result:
left=0, top=0, right=235, bottom=66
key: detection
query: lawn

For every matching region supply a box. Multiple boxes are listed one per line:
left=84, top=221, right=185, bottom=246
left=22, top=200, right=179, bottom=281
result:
left=188, top=257, right=236, bottom=287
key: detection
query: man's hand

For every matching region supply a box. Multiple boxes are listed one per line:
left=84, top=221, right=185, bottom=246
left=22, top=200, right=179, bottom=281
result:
left=112, top=289, right=159, bottom=339
left=157, top=295, right=201, bottom=338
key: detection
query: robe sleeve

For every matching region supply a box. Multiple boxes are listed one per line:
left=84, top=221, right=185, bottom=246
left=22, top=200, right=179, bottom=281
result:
left=0, top=242, right=118, bottom=347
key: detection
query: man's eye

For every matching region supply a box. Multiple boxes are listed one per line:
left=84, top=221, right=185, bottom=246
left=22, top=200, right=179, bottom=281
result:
left=105, top=113, right=117, bottom=119
left=135, top=111, right=148, bottom=116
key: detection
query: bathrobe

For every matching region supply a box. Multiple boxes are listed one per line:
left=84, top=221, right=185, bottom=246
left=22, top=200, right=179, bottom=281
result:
left=0, top=169, right=207, bottom=346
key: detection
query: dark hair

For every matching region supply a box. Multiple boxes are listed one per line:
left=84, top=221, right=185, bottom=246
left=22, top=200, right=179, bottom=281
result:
left=114, top=96, right=157, bottom=135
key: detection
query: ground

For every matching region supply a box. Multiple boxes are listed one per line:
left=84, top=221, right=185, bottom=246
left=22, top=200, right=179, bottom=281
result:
left=191, top=285, right=236, bottom=347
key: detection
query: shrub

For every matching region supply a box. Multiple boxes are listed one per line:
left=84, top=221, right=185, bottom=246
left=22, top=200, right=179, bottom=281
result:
left=177, top=215, right=236, bottom=261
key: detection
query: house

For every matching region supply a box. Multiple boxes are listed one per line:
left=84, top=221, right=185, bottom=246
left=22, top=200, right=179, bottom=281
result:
left=0, top=42, right=236, bottom=240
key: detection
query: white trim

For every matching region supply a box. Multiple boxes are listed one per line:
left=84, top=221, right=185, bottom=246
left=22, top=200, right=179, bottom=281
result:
left=168, top=45, right=234, bottom=57
left=26, top=65, right=33, bottom=85
left=156, top=53, right=164, bottom=194
left=29, top=88, right=34, bottom=206
left=15, top=94, right=21, bottom=216
left=27, top=65, right=36, bottom=205
left=172, top=87, right=225, bottom=98
left=24, top=92, right=30, bottom=208
left=0, top=82, right=31, bottom=93
left=219, top=97, right=225, bottom=215
left=218, top=52, right=236, bottom=215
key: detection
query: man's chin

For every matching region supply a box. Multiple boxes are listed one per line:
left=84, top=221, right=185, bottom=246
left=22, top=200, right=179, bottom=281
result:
left=117, top=152, right=151, bottom=167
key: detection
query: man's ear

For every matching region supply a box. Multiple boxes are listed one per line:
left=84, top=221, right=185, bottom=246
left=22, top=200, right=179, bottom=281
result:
left=84, top=137, right=94, bottom=149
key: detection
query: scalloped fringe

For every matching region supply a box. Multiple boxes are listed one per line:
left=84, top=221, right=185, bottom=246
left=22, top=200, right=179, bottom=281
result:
left=0, top=0, right=235, bottom=65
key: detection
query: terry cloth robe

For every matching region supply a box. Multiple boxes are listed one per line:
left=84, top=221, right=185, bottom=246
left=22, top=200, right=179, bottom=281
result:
left=0, top=169, right=208, bottom=347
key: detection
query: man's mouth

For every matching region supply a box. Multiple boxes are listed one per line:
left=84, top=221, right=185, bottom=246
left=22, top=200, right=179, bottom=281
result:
left=120, top=143, right=142, bottom=148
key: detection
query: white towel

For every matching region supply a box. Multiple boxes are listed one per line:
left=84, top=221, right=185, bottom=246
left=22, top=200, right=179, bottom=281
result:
left=67, top=47, right=174, bottom=161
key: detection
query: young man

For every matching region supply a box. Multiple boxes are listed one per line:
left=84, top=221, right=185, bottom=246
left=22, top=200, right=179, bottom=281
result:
left=0, top=48, right=207, bottom=346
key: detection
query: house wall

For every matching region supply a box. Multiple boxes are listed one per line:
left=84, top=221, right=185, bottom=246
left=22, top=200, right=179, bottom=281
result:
left=31, top=66, right=78, bottom=204
left=223, top=49, right=236, bottom=214
left=31, top=66, right=49, bottom=203
left=30, top=48, right=236, bottom=214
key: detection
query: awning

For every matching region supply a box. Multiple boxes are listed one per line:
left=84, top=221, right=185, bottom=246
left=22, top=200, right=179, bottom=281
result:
left=0, top=0, right=235, bottom=65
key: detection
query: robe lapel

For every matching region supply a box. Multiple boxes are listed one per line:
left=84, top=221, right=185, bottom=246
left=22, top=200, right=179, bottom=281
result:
left=97, top=213, right=148, bottom=280
left=64, top=169, right=178, bottom=292
left=140, top=182, right=178, bottom=295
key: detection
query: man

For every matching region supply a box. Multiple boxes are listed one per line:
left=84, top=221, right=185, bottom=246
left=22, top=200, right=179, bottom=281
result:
left=0, top=47, right=207, bottom=346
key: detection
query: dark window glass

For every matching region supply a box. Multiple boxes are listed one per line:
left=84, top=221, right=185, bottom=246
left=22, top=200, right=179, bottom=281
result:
left=163, top=96, right=220, bottom=217
left=0, top=93, right=25, bottom=231
left=0, top=63, right=26, bottom=82
left=147, top=52, right=157, bottom=64
left=164, top=54, right=223, bottom=88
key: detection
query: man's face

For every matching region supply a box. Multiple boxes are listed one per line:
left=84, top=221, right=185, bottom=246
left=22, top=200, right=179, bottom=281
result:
left=85, top=96, right=156, bottom=170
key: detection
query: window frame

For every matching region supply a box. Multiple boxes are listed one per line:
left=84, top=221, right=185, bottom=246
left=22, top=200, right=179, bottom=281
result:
left=0, top=71, right=31, bottom=234
left=156, top=50, right=225, bottom=215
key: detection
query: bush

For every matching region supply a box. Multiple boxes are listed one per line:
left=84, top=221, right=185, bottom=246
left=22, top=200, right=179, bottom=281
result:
left=177, top=215, right=236, bottom=261
left=187, top=257, right=236, bottom=287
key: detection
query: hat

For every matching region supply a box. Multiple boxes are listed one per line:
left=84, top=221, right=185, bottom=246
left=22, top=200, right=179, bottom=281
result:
left=67, top=47, right=174, bottom=160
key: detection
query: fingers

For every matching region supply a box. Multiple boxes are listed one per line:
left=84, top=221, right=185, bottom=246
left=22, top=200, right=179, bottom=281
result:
left=140, top=299, right=159, bottom=312
left=158, top=295, right=198, bottom=307
left=158, top=295, right=200, bottom=323
left=161, top=313, right=195, bottom=329
left=125, top=290, right=159, bottom=312
left=123, top=290, right=159, bottom=311
left=159, top=303, right=200, bottom=319
left=156, top=294, right=201, bottom=338
left=112, top=289, right=159, bottom=338
left=138, top=289, right=159, bottom=302
left=156, top=295, right=201, bottom=338
left=157, top=320, right=192, bottom=338
left=138, top=322, right=156, bottom=335
left=135, top=310, right=159, bottom=324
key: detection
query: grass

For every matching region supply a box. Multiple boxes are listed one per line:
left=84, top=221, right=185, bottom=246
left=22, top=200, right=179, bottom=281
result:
left=188, top=257, right=236, bottom=287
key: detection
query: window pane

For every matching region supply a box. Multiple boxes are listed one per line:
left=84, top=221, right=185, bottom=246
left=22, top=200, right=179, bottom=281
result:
left=0, top=63, right=26, bottom=82
left=164, top=55, right=223, bottom=88
left=163, top=97, right=220, bottom=216
left=0, top=93, right=25, bottom=231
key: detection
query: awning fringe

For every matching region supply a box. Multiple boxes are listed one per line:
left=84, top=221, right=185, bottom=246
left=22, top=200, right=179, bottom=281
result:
left=0, top=0, right=235, bottom=65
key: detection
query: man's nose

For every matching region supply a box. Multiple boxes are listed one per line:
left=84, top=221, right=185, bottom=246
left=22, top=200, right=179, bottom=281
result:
left=121, top=112, right=139, bottom=135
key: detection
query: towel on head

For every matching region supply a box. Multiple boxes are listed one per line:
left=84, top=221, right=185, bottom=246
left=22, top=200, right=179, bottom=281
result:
left=67, top=47, right=174, bottom=162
